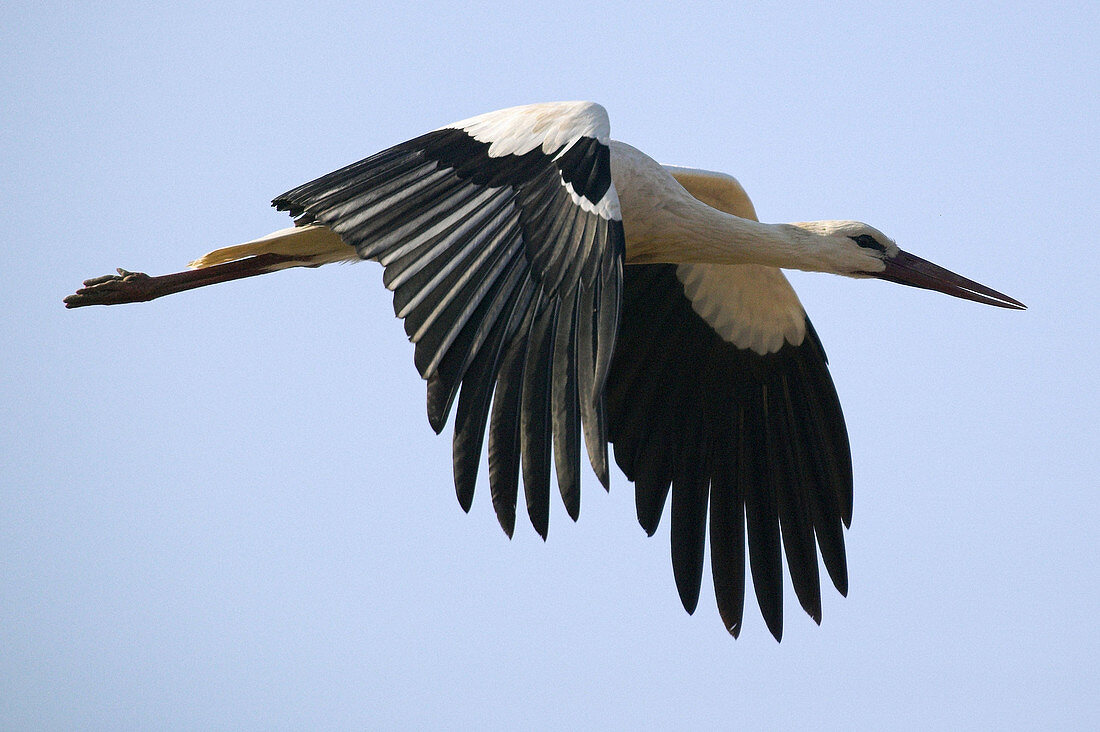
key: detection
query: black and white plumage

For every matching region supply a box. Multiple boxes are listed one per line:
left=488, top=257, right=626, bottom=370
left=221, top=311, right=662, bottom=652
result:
left=65, top=101, right=1024, bottom=640
left=271, top=104, right=624, bottom=538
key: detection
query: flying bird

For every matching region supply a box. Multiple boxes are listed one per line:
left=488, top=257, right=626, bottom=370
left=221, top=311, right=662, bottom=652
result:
left=65, top=101, right=1024, bottom=640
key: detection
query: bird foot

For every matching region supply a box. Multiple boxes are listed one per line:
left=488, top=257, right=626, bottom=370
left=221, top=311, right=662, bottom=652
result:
left=64, top=268, right=153, bottom=308
left=63, top=253, right=304, bottom=309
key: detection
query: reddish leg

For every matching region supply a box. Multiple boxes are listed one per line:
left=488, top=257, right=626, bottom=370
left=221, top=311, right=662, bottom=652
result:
left=64, top=253, right=300, bottom=308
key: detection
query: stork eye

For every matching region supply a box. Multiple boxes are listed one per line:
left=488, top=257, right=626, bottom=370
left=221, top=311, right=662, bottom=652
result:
left=851, top=234, right=886, bottom=252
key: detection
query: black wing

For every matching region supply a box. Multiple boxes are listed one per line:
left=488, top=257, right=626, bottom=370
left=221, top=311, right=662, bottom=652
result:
left=273, top=102, right=625, bottom=538
left=606, top=263, right=852, bottom=641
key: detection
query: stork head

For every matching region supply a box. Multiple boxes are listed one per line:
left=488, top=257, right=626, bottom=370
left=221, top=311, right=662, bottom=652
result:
left=792, top=220, right=1025, bottom=309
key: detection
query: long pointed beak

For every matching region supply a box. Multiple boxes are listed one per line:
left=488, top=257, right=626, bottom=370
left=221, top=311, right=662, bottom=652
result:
left=870, top=249, right=1026, bottom=310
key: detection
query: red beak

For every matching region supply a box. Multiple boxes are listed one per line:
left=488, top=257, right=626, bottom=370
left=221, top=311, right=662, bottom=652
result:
left=870, top=250, right=1026, bottom=310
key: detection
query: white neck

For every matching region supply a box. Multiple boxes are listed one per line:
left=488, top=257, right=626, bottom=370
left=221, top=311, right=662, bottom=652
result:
left=610, top=141, right=849, bottom=274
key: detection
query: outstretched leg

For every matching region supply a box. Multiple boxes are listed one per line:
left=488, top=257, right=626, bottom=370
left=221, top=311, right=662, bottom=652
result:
left=64, top=224, right=354, bottom=308
left=63, top=253, right=301, bottom=308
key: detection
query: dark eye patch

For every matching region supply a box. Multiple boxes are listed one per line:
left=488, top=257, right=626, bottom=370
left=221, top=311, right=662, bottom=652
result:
left=850, top=234, right=886, bottom=252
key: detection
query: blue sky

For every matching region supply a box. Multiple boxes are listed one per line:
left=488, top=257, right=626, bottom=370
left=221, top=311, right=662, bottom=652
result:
left=4, top=1, right=1098, bottom=728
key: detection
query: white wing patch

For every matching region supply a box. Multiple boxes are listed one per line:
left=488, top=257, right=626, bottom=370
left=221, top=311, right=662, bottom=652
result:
left=446, top=101, right=611, bottom=158
left=662, top=166, right=758, bottom=221
left=561, top=173, right=621, bottom=220
left=676, top=263, right=806, bottom=355
left=666, top=166, right=807, bottom=354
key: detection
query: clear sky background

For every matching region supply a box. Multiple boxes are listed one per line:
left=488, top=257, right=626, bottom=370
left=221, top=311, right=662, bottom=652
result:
left=4, top=1, right=1098, bottom=728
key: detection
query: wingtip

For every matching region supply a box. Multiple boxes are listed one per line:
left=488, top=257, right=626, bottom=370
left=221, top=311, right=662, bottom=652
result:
left=427, top=403, right=447, bottom=434
left=455, top=487, right=474, bottom=513
left=802, top=598, right=823, bottom=626
left=495, top=511, right=516, bottom=539
left=596, top=461, right=611, bottom=492
left=832, top=571, right=849, bottom=598
left=677, top=586, right=700, bottom=616
left=762, top=607, right=784, bottom=642
left=526, top=503, right=550, bottom=542
left=453, top=457, right=477, bottom=514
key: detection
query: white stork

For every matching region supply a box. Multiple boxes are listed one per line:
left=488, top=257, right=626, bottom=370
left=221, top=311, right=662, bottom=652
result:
left=65, top=101, right=1024, bottom=640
